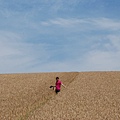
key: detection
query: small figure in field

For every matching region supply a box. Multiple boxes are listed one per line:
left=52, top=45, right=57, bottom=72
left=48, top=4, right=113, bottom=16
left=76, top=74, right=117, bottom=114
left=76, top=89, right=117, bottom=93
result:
left=55, top=77, right=66, bottom=94
left=50, top=77, right=66, bottom=94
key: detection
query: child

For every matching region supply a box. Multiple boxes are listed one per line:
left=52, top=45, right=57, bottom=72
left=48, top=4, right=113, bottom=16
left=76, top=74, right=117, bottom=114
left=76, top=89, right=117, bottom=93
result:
left=55, top=77, right=66, bottom=94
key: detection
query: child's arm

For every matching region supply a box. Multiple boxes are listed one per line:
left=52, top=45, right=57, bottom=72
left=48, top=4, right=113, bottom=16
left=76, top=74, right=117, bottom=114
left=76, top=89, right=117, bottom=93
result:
left=62, top=83, right=66, bottom=88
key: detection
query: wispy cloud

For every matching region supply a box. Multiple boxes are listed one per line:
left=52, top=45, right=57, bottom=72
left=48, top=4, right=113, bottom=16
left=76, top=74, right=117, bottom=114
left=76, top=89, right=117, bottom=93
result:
left=106, top=35, right=120, bottom=51
left=80, top=34, right=120, bottom=71
left=41, top=18, right=86, bottom=27
left=41, top=17, right=120, bottom=30
left=0, top=31, right=51, bottom=73
left=92, top=18, right=120, bottom=30
left=82, top=51, right=120, bottom=71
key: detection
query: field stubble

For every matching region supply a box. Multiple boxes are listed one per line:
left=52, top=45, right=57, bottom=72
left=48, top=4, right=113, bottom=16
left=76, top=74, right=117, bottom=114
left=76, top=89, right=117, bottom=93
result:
left=0, top=72, right=120, bottom=120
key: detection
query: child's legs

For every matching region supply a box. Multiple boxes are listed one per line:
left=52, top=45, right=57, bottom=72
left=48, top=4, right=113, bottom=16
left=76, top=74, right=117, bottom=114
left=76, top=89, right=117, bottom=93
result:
left=55, top=89, right=60, bottom=94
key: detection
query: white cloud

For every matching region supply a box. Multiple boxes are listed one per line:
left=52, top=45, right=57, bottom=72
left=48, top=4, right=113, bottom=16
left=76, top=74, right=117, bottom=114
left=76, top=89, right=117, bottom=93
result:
left=106, top=35, right=120, bottom=50
left=41, top=17, right=120, bottom=32
left=92, top=18, right=120, bottom=30
left=42, top=18, right=86, bottom=27
left=0, top=31, right=51, bottom=73
left=0, top=31, right=22, bottom=56
left=79, top=34, right=120, bottom=71
left=82, top=50, right=120, bottom=71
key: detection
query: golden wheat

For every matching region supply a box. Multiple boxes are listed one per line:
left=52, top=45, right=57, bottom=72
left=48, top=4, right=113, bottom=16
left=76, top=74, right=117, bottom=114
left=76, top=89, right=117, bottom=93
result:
left=0, top=72, right=120, bottom=120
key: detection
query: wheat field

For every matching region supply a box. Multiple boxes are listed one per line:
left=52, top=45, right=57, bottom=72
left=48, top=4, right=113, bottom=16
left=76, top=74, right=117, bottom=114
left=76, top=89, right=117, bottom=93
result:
left=0, top=72, right=120, bottom=120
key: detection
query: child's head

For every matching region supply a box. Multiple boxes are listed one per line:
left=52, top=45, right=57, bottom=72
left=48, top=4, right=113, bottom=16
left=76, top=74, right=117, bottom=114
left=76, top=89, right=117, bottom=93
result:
left=56, top=77, right=59, bottom=81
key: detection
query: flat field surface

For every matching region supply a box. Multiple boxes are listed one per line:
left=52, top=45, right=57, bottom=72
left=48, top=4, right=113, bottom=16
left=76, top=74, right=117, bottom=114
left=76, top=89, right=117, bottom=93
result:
left=0, top=72, right=120, bottom=120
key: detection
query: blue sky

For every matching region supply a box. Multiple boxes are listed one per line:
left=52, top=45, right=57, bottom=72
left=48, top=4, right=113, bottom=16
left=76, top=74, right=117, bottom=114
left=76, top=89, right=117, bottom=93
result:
left=0, top=0, right=120, bottom=73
